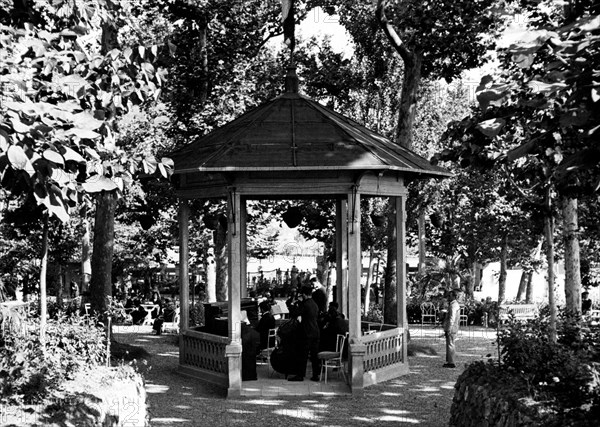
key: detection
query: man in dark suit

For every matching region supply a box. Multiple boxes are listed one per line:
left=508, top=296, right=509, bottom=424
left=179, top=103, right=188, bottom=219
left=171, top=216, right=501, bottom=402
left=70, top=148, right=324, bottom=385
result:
left=288, top=286, right=320, bottom=382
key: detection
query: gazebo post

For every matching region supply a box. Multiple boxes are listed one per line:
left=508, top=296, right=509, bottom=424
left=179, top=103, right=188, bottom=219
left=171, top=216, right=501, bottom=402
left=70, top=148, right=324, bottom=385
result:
left=240, top=200, right=248, bottom=298
left=335, top=198, right=348, bottom=317
left=178, top=199, right=190, bottom=337
left=395, top=194, right=409, bottom=366
left=226, top=189, right=243, bottom=397
left=347, top=189, right=366, bottom=395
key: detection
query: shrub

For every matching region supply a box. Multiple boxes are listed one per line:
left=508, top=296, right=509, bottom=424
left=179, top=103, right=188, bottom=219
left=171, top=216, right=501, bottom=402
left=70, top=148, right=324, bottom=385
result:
left=189, top=303, right=204, bottom=327
left=363, top=303, right=383, bottom=323
left=0, top=314, right=107, bottom=403
left=493, top=308, right=600, bottom=422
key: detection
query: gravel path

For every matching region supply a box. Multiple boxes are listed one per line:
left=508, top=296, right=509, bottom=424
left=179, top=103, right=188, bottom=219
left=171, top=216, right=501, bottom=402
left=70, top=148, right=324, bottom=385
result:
left=113, top=325, right=497, bottom=427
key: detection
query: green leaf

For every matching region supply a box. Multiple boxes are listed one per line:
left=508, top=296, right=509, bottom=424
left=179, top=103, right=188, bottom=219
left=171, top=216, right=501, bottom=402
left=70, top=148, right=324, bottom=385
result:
left=10, top=118, right=30, bottom=134
left=81, top=176, right=118, bottom=193
left=60, top=146, right=85, bottom=163
left=529, top=81, right=567, bottom=94
left=161, top=157, right=174, bottom=168
left=83, top=147, right=100, bottom=160
left=476, top=118, right=506, bottom=138
left=0, top=130, right=10, bottom=152
left=43, top=149, right=65, bottom=166
left=58, top=75, right=88, bottom=98
left=7, top=145, right=34, bottom=176
left=68, top=128, right=101, bottom=139
left=72, top=112, right=103, bottom=130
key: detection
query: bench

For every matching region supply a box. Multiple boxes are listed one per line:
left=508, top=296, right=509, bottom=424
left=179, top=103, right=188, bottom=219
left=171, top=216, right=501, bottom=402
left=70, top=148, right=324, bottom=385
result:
left=499, top=304, right=538, bottom=323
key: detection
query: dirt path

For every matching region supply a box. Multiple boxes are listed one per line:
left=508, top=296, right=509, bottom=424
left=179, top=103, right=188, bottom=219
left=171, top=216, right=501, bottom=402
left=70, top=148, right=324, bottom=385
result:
left=114, top=325, right=497, bottom=427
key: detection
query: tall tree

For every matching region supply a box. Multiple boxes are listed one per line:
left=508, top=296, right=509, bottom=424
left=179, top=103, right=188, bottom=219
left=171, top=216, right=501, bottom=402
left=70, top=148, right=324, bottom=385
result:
left=440, top=0, right=599, bottom=337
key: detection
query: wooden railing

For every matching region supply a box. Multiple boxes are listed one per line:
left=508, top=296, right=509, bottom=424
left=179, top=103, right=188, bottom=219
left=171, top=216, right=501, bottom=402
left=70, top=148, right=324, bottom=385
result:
left=181, top=329, right=229, bottom=375
left=362, top=327, right=404, bottom=373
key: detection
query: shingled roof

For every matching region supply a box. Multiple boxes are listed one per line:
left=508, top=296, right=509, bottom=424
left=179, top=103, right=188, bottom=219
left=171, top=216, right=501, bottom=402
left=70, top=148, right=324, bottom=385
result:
left=170, top=69, right=450, bottom=179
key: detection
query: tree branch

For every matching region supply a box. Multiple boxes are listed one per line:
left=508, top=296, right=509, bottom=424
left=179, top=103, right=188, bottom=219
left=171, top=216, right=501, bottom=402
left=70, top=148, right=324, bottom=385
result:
left=376, top=0, right=413, bottom=66
left=251, top=30, right=284, bottom=57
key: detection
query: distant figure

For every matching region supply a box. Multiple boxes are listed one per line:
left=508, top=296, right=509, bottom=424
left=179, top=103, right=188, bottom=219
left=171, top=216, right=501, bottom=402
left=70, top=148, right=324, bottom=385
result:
left=130, top=300, right=148, bottom=325
left=582, top=292, right=593, bottom=315
left=320, top=302, right=348, bottom=352
left=70, top=280, right=79, bottom=298
left=443, top=289, right=461, bottom=368
left=152, top=298, right=176, bottom=335
left=310, top=276, right=327, bottom=314
left=290, top=265, right=299, bottom=287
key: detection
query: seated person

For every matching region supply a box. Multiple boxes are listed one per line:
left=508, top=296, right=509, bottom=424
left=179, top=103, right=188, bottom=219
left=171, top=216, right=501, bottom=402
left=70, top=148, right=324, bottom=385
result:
left=150, top=291, right=163, bottom=319
left=256, top=301, right=276, bottom=350
left=271, top=307, right=303, bottom=378
left=320, top=302, right=348, bottom=352
left=240, top=311, right=260, bottom=381
left=152, top=298, right=177, bottom=335
left=130, top=300, right=148, bottom=325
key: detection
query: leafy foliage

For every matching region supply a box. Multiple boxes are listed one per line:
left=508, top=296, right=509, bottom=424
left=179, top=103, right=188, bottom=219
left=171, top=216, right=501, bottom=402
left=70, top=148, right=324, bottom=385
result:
left=494, top=307, right=600, bottom=420
left=0, top=315, right=107, bottom=404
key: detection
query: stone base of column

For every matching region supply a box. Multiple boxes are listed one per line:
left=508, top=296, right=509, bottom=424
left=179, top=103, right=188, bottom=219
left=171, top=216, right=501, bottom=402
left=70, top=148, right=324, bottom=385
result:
left=349, top=341, right=367, bottom=396
left=225, top=343, right=242, bottom=398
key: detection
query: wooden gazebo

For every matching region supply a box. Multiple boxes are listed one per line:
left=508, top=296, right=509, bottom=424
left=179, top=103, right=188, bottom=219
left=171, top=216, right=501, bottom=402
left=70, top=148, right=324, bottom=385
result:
left=169, top=67, right=450, bottom=397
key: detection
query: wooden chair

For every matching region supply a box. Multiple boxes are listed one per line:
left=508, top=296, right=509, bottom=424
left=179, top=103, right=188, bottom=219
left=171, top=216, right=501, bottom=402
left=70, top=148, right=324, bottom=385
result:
left=162, top=308, right=180, bottom=334
left=459, top=306, right=468, bottom=327
left=420, top=302, right=437, bottom=325
left=258, top=328, right=278, bottom=375
left=318, top=333, right=347, bottom=384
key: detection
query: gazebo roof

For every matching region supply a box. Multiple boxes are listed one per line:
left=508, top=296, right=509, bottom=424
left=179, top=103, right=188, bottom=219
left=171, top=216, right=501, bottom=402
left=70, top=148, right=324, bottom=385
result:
left=170, top=76, right=450, bottom=180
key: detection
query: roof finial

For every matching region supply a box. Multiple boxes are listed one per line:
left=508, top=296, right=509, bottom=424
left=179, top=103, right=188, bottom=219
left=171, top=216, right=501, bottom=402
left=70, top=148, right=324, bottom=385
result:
left=285, top=62, right=299, bottom=93
left=282, top=1, right=298, bottom=94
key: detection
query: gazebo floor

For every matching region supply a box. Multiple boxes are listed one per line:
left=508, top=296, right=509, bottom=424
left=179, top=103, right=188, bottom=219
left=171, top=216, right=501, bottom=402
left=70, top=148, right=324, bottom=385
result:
left=242, top=362, right=351, bottom=397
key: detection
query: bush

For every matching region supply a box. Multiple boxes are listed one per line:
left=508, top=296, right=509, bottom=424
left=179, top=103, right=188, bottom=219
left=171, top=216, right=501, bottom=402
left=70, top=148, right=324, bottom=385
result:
left=363, top=303, right=383, bottom=323
left=0, top=314, right=107, bottom=403
left=189, top=303, right=204, bottom=327
left=453, top=308, right=600, bottom=425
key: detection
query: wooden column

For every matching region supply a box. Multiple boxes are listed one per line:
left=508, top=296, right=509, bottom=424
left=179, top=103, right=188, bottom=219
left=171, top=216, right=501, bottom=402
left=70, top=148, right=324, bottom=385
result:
left=347, top=189, right=364, bottom=394
left=347, top=190, right=361, bottom=339
left=240, top=199, right=248, bottom=299
left=226, top=189, right=242, bottom=397
left=178, top=200, right=190, bottom=336
left=335, top=198, right=348, bottom=317
left=395, top=195, right=408, bottom=363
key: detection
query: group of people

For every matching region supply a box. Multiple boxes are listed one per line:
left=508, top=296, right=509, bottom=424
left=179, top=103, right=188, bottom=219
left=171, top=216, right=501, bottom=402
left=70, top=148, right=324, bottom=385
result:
left=267, top=280, right=348, bottom=382
left=117, top=291, right=178, bottom=334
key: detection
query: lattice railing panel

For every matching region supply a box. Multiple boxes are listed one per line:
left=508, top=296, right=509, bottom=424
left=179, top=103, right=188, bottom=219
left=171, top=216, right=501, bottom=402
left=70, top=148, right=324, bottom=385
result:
left=362, top=328, right=404, bottom=372
left=181, top=330, right=228, bottom=374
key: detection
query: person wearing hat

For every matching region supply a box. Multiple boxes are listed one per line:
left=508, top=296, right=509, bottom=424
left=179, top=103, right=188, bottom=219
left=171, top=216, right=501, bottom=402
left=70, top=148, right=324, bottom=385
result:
left=442, top=288, right=462, bottom=368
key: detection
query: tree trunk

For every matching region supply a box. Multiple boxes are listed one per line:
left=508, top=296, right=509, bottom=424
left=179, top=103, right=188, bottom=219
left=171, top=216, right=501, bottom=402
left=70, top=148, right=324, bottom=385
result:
left=39, top=213, right=49, bottom=345
left=562, top=195, right=581, bottom=314
left=516, top=270, right=528, bottom=301
left=89, top=191, right=117, bottom=313
left=81, top=217, right=92, bottom=294
left=498, top=234, right=508, bottom=303
left=395, top=55, right=422, bottom=149
left=545, top=189, right=557, bottom=342
left=214, top=223, right=228, bottom=301
left=418, top=211, right=426, bottom=274
left=383, top=202, right=397, bottom=324
left=376, top=0, right=423, bottom=150
left=525, top=271, right=534, bottom=304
